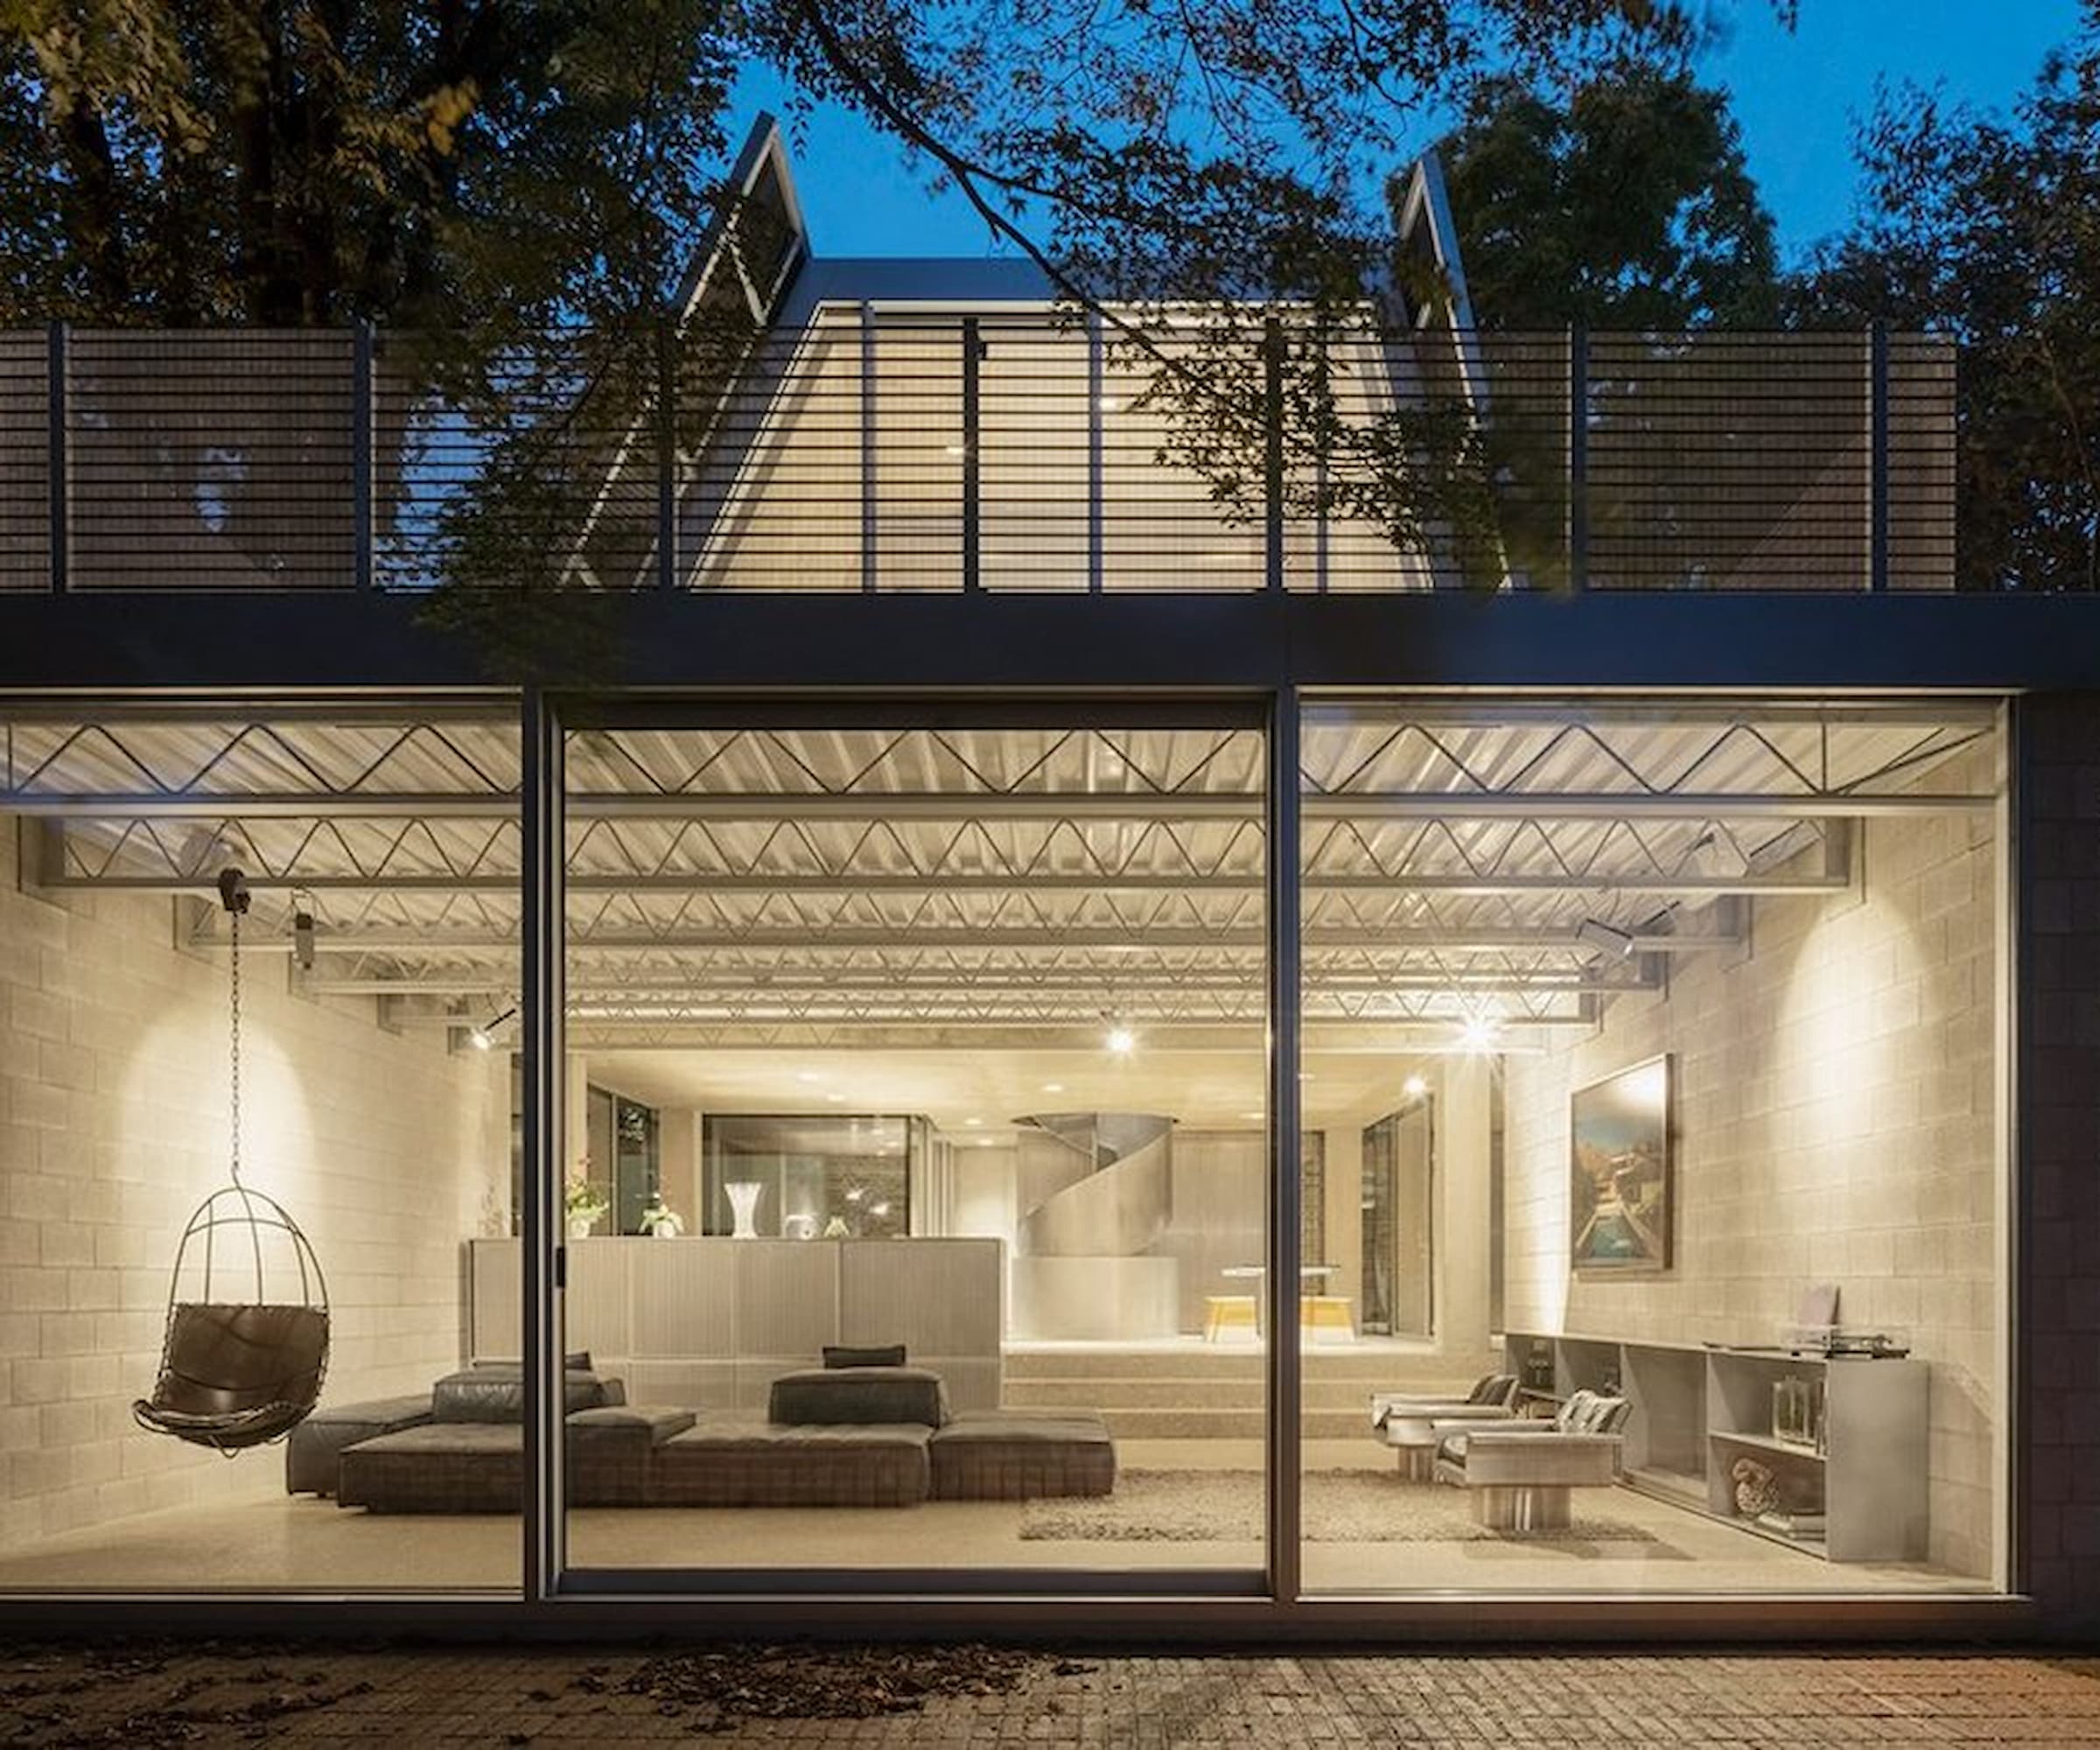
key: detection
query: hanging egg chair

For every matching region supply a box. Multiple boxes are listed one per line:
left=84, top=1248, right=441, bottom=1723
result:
left=133, top=869, right=330, bottom=1454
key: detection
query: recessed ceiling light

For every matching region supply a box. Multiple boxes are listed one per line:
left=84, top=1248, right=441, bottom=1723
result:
left=978, top=1137, right=995, bottom=1147
left=1460, top=1016, right=1501, bottom=1053
left=825, top=1092, right=845, bottom=1103
left=964, top=1116, right=983, bottom=1127
left=1104, top=1026, right=1137, bottom=1055
left=794, top=1071, right=822, bottom=1084
left=1240, top=1110, right=1264, bottom=1122
left=1041, top=1082, right=1065, bottom=1094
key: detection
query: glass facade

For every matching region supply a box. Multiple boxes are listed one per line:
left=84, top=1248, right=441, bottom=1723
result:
left=0, top=688, right=2013, bottom=1614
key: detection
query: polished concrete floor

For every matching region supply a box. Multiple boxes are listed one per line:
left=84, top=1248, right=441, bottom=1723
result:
left=0, top=1439, right=1992, bottom=1596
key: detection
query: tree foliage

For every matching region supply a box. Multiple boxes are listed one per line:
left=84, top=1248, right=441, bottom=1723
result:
left=1792, top=1, right=2100, bottom=591
left=0, top=1, right=1793, bottom=664
left=1433, top=61, right=1780, bottom=328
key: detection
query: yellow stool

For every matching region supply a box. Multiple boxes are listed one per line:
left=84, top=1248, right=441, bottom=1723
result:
left=1203, top=1294, right=1260, bottom=1341
left=1299, top=1295, right=1356, bottom=1340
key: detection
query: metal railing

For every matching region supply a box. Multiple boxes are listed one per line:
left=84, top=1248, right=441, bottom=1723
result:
left=0, top=318, right=1955, bottom=594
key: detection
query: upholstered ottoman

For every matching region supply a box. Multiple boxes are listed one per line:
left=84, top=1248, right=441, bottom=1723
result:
left=654, top=1420, right=932, bottom=1507
left=567, top=1404, right=696, bottom=1506
left=929, top=1410, right=1116, bottom=1500
left=285, top=1393, right=434, bottom=1497
left=337, top=1422, right=523, bottom=1513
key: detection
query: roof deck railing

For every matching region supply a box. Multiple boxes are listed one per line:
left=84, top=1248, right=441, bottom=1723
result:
left=0, top=318, right=1955, bottom=596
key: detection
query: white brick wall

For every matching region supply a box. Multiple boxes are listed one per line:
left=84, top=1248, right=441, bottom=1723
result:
left=1502, top=788, right=2001, bottom=1579
left=0, top=825, right=510, bottom=1550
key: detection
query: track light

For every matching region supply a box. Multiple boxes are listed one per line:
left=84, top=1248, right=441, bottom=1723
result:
left=1104, top=1024, right=1137, bottom=1056
left=1577, top=918, right=1636, bottom=958
left=1458, top=1015, right=1501, bottom=1053
left=291, top=901, right=316, bottom=971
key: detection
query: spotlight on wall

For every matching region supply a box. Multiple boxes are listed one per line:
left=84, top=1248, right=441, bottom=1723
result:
left=468, top=1004, right=519, bottom=1052
left=1577, top=918, right=1636, bottom=958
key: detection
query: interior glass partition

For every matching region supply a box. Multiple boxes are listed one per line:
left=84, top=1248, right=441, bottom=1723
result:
left=0, top=697, right=522, bottom=1592
left=1298, top=693, right=2010, bottom=1598
left=548, top=706, right=1269, bottom=1582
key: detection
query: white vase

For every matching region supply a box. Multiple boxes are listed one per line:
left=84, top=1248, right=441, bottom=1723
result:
left=567, top=1214, right=594, bottom=1240
left=726, top=1180, right=763, bottom=1240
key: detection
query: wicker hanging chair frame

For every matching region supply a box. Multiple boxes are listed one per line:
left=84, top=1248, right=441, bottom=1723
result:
left=132, top=869, right=332, bottom=1455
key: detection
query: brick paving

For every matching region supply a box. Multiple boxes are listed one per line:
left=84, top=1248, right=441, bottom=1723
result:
left=4, top=1642, right=2100, bottom=1746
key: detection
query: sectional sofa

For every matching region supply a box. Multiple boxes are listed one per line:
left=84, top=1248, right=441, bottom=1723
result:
left=289, top=1354, right=1115, bottom=1511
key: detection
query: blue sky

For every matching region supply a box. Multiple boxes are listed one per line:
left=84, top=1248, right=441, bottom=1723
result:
left=736, top=0, right=2082, bottom=266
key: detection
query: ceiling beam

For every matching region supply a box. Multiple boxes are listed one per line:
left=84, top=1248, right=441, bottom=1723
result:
left=51, top=869, right=1843, bottom=896
left=221, top=923, right=1740, bottom=954
left=311, top=969, right=1654, bottom=998
left=4, top=788, right=1992, bottom=819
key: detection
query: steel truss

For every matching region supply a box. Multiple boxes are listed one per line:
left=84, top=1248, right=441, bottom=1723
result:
left=1, top=706, right=1994, bottom=1040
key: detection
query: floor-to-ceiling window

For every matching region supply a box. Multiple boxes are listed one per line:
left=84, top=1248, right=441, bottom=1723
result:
left=547, top=704, right=1270, bottom=1582
left=0, top=698, right=522, bottom=1592
left=1298, top=693, right=2010, bottom=1598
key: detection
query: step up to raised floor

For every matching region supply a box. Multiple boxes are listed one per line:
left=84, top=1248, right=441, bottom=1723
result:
left=1005, top=1375, right=1404, bottom=1413
left=1092, top=1405, right=1376, bottom=1442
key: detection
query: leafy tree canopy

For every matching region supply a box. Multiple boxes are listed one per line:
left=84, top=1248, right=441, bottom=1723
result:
left=0, top=0, right=1779, bottom=332
left=1432, top=60, right=1780, bottom=329
left=1791, top=1, right=2100, bottom=590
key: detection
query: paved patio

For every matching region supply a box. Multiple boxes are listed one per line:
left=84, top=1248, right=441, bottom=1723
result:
left=3, top=1641, right=2099, bottom=1745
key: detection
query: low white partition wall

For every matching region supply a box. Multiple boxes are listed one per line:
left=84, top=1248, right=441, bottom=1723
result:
left=468, top=1237, right=1004, bottom=1412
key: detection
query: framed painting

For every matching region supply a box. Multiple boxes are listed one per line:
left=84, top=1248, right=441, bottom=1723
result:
left=1570, top=1054, right=1671, bottom=1272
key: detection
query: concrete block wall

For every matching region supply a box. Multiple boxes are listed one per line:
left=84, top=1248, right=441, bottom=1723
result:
left=0, top=825, right=509, bottom=1551
left=1502, top=767, right=2001, bottom=1579
left=2017, top=694, right=2100, bottom=1630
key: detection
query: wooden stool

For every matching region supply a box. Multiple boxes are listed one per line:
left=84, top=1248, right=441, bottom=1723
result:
left=1203, top=1295, right=1259, bottom=1341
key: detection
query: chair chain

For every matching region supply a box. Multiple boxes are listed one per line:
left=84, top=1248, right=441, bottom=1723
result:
left=228, top=906, right=242, bottom=1188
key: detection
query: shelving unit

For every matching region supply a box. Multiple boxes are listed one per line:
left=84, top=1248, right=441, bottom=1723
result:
left=1504, top=1332, right=1929, bottom=1563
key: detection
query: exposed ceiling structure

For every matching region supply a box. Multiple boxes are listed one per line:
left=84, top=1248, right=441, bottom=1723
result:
left=2, top=699, right=1999, bottom=1071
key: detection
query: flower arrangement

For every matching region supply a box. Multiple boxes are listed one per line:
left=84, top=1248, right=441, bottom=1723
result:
left=564, top=1164, right=608, bottom=1234
left=640, top=1194, right=684, bottom=1238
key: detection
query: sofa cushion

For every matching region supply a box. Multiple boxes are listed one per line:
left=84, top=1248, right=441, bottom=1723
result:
left=767, top=1366, right=950, bottom=1429
left=336, top=1421, right=523, bottom=1513
left=566, top=1404, right=696, bottom=1445
left=432, top=1365, right=609, bottom=1422
left=284, top=1393, right=434, bottom=1497
left=928, top=1410, right=1116, bottom=1500
left=654, top=1418, right=931, bottom=1507
left=822, top=1344, right=907, bottom=1369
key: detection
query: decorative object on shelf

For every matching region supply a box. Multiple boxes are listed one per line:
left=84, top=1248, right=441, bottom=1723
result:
left=1521, top=1338, right=1556, bottom=1392
left=1755, top=1508, right=1828, bottom=1540
left=1731, top=1456, right=1779, bottom=1519
left=640, top=1195, right=684, bottom=1239
left=1782, top=1282, right=1841, bottom=1353
left=822, top=1214, right=850, bottom=1238
left=1772, top=1376, right=1826, bottom=1452
left=564, top=1165, right=608, bottom=1240
left=1569, top=1055, right=1671, bottom=1272
left=725, top=1180, right=763, bottom=1240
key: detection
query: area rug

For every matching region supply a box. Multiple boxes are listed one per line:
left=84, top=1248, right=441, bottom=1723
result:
left=1020, top=1470, right=1661, bottom=1544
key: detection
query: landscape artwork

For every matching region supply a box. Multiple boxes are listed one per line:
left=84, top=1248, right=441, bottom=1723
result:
left=1570, top=1055, right=1671, bottom=1272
